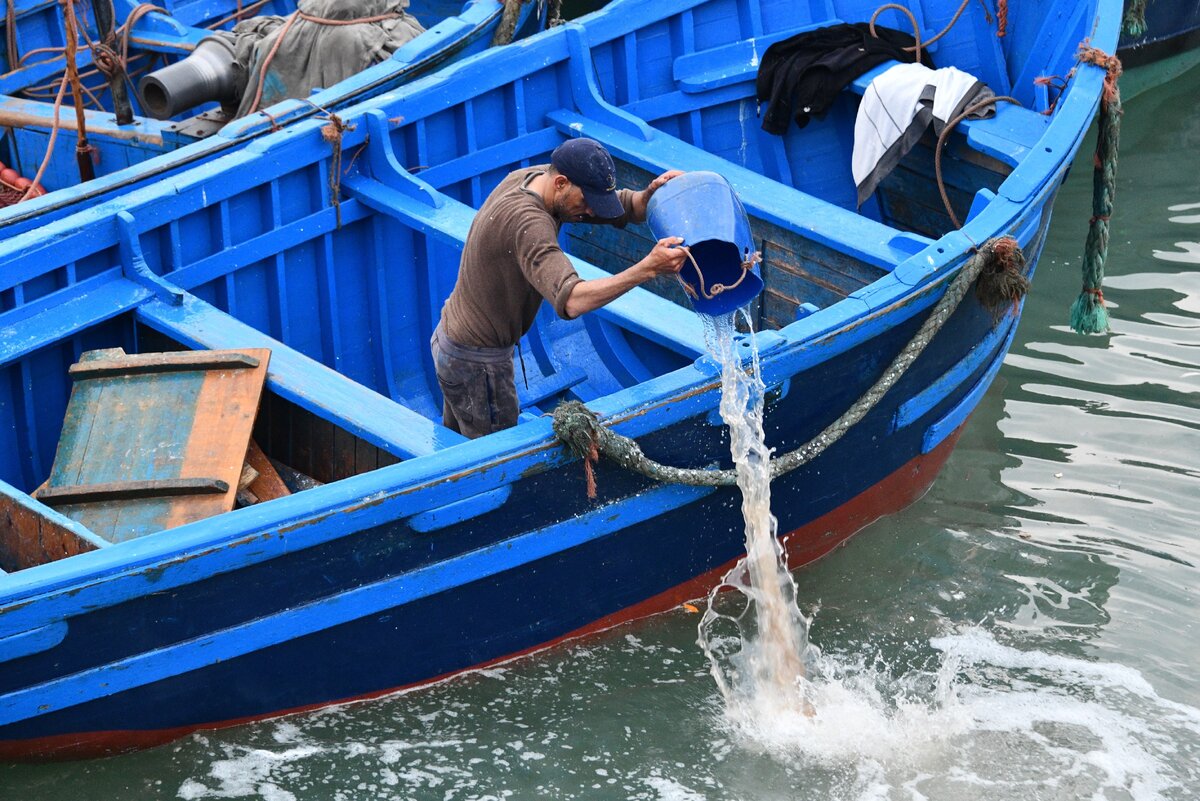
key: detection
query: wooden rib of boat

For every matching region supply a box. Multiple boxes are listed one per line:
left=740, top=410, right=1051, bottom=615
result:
left=0, top=0, right=1119, bottom=759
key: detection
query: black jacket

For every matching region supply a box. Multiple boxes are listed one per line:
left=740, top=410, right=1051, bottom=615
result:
left=756, top=22, right=932, bottom=134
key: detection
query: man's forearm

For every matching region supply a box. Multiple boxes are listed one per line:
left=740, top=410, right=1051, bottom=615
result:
left=564, top=264, right=653, bottom=318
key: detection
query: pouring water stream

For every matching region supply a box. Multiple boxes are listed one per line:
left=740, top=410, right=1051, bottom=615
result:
left=698, top=312, right=816, bottom=726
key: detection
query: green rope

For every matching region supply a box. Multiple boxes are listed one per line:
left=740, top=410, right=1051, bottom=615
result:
left=1070, top=45, right=1123, bottom=335
left=553, top=237, right=1025, bottom=494
left=1122, top=0, right=1148, bottom=38
left=491, top=0, right=524, bottom=46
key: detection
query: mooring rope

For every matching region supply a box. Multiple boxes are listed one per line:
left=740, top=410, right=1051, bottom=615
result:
left=553, top=236, right=1025, bottom=497
left=934, top=94, right=1021, bottom=229
left=318, top=110, right=354, bottom=229
left=1070, top=42, right=1122, bottom=335
left=491, top=0, right=523, bottom=46
left=1122, top=0, right=1148, bottom=38
left=5, top=0, right=19, bottom=72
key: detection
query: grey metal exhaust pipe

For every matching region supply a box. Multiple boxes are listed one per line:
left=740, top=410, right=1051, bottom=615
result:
left=138, top=36, right=239, bottom=120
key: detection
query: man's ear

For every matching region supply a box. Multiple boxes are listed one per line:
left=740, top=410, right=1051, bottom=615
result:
left=554, top=175, right=570, bottom=191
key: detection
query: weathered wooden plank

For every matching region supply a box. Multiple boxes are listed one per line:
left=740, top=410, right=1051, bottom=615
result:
left=68, top=351, right=260, bottom=379
left=42, top=347, right=272, bottom=541
left=36, top=478, right=230, bottom=506
left=0, top=489, right=102, bottom=572
left=244, top=440, right=290, bottom=504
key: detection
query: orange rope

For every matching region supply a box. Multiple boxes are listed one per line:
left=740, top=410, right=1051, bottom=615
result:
left=868, top=0, right=973, bottom=60
left=1078, top=41, right=1122, bottom=104
left=20, top=74, right=68, bottom=201
left=207, top=0, right=272, bottom=30
left=996, top=0, right=1008, bottom=37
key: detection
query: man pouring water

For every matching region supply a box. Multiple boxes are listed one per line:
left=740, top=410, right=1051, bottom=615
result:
left=431, top=138, right=688, bottom=438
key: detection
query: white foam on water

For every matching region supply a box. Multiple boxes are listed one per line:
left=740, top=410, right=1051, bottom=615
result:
left=705, top=627, right=1200, bottom=800
left=177, top=743, right=324, bottom=800
left=643, top=775, right=708, bottom=800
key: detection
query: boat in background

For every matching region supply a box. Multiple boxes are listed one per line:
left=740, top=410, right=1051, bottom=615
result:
left=1119, top=0, right=1200, bottom=67
left=0, top=0, right=1120, bottom=759
left=0, top=0, right=544, bottom=236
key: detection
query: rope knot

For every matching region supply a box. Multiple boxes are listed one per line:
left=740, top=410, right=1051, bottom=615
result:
left=552, top=400, right=605, bottom=499
left=1077, top=42, right=1123, bottom=105
left=320, top=113, right=352, bottom=144
left=91, top=42, right=122, bottom=79
left=319, top=112, right=356, bottom=228
left=974, top=235, right=1028, bottom=320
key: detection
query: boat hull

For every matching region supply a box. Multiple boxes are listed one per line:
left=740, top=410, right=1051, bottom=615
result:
left=0, top=417, right=970, bottom=760
left=0, top=0, right=1113, bottom=761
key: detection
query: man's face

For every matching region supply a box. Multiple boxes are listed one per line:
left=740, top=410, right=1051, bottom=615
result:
left=551, top=179, right=593, bottom=223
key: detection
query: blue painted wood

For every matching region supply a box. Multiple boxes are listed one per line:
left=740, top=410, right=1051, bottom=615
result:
left=0, top=622, right=68, bottom=665
left=921, top=310, right=1019, bottom=454
left=407, top=486, right=513, bottom=533
left=135, top=295, right=467, bottom=458
left=0, top=0, right=541, bottom=236
left=893, top=311, right=1016, bottom=431
left=0, top=0, right=1120, bottom=757
left=0, top=482, right=712, bottom=728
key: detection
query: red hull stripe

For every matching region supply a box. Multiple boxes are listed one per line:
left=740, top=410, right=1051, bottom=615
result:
left=0, top=425, right=963, bottom=761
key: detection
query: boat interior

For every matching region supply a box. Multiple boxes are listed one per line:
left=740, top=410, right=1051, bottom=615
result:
left=0, top=0, right=485, bottom=212
left=0, top=0, right=1096, bottom=575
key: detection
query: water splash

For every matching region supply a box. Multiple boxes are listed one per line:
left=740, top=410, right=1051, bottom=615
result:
left=697, top=312, right=815, bottom=737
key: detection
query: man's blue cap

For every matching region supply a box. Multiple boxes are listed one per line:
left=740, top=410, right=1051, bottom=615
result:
left=551, top=138, right=624, bottom=219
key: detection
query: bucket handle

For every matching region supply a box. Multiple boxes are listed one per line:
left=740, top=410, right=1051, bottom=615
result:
left=678, top=249, right=762, bottom=302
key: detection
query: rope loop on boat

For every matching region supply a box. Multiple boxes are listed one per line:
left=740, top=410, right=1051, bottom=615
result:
left=315, top=106, right=355, bottom=229
left=553, top=237, right=1024, bottom=498
left=1070, top=43, right=1122, bottom=334
left=934, top=93, right=1020, bottom=229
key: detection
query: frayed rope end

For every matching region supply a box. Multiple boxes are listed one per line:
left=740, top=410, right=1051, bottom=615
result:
left=1069, top=288, right=1110, bottom=334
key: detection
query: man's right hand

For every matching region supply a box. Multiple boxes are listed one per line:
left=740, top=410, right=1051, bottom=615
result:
left=640, top=236, right=689, bottom=277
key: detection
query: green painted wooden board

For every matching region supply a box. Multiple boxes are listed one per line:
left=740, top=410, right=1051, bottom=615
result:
left=41, top=348, right=271, bottom=543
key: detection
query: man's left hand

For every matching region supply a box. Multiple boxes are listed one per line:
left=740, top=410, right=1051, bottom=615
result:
left=633, top=170, right=685, bottom=221
left=645, top=170, right=684, bottom=198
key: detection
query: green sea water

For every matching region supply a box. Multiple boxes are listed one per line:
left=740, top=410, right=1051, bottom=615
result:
left=3, top=52, right=1199, bottom=801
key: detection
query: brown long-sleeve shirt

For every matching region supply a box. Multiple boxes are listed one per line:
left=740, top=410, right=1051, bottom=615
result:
left=440, top=166, right=637, bottom=349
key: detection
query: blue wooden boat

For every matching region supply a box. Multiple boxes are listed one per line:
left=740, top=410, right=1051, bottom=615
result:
left=0, top=0, right=1120, bottom=759
left=0, top=0, right=543, bottom=236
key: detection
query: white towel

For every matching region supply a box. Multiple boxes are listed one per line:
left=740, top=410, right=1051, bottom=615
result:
left=853, top=63, right=995, bottom=208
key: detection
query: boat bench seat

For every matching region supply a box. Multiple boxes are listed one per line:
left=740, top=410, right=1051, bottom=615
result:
left=136, top=296, right=469, bottom=460
left=671, top=34, right=1050, bottom=167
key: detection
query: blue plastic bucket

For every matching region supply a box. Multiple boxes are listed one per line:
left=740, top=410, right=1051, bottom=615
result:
left=646, top=171, right=762, bottom=316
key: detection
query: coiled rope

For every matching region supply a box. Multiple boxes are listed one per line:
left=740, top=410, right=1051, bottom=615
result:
left=553, top=236, right=1025, bottom=497
left=1071, top=43, right=1122, bottom=335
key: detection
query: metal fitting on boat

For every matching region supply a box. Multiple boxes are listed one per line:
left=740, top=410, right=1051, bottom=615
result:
left=138, top=36, right=239, bottom=120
